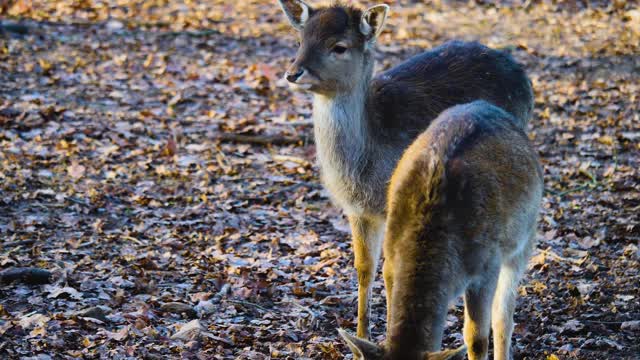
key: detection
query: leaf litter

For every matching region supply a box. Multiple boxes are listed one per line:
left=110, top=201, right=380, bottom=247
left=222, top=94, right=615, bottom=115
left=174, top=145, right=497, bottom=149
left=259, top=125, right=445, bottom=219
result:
left=0, top=0, right=638, bottom=359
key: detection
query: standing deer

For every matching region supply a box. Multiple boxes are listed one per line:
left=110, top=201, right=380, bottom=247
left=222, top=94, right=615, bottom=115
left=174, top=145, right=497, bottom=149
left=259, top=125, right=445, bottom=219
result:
left=339, top=101, right=543, bottom=360
left=277, top=1, right=534, bottom=339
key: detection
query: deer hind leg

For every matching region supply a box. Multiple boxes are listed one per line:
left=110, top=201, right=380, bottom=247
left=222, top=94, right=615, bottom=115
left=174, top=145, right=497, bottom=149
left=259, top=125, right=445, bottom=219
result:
left=491, top=250, right=528, bottom=360
left=464, top=270, right=499, bottom=360
left=382, top=258, right=394, bottom=330
left=348, top=215, right=384, bottom=340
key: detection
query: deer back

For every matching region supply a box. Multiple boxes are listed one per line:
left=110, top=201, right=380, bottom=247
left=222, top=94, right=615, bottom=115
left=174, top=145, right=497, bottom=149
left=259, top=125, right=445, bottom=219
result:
left=369, top=41, right=533, bottom=145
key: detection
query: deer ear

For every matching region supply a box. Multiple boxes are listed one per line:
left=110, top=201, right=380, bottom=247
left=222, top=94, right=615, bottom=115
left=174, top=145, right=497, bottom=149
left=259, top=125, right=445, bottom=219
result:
left=423, top=345, right=467, bottom=360
left=360, top=4, right=389, bottom=40
left=338, top=329, right=384, bottom=359
left=278, top=0, right=313, bottom=31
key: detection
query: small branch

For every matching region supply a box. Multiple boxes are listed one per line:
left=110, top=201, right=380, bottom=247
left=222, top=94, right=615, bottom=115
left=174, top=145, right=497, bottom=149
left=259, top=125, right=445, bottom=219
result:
left=581, top=320, right=630, bottom=324
left=278, top=299, right=317, bottom=320
left=541, top=248, right=586, bottom=265
left=545, top=165, right=602, bottom=197
left=277, top=120, right=313, bottom=127
left=1, top=239, right=36, bottom=248
left=237, top=182, right=319, bottom=203
left=202, top=332, right=235, bottom=346
left=0, top=23, right=29, bottom=35
left=74, top=239, right=97, bottom=249
left=156, top=29, right=221, bottom=38
left=311, top=257, right=340, bottom=273
left=67, top=196, right=91, bottom=207
left=545, top=183, right=591, bottom=197
left=271, top=154, right=311, bottom=166
left=223, top=299, right=271, bottom=313
left=545, top=180, right=599, bottom=197
left=214, top=133, right=310, bottom=146
left=0, top=267, right=52, bottom=285
left=122, top=235, right=146, bottom=246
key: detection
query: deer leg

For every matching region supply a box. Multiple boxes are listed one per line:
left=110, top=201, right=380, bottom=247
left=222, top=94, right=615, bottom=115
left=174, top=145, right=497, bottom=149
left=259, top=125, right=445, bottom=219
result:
left=349, top=215, right=384, bottom=340
left=492, top=249, right=528, bottom=360
left=464, top=271, right=498, bottom=360
left=382, top=258, right=394, bottom=331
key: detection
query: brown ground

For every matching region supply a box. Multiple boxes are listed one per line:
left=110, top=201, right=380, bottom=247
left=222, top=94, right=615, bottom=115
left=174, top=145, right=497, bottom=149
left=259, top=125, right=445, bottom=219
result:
left=1, top=1, right=638, bottom=359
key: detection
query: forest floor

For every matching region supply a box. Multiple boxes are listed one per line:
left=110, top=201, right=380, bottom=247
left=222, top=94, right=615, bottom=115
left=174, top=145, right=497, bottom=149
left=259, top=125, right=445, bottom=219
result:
left=0, top=1, right=639, bottom=359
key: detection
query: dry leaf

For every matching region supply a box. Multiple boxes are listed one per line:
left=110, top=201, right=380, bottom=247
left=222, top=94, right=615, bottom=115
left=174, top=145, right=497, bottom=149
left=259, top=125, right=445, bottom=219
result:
left=45, top=286, right=83, bottom=300
left=171, top=319, right=203, bottom=341
left=67, top=163, right=86, bottom=180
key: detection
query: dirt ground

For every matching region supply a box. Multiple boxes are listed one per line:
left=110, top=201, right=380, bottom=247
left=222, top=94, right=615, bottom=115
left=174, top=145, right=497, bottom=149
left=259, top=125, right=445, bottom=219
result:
left=1, top=1, right=638, bottom=359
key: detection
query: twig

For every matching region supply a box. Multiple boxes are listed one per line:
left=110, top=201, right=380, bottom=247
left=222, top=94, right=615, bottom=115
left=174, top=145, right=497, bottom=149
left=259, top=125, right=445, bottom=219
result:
left=277, top=299, right=317, bottom=320
left=122, top=235, right=145, bottom=246
left=541, top=248, right=586, bottom=265
left=276, top=120, right=313, bottom=127
left=202, top=332, right=235, bottom=346
left=0, top=23, right=28, bottom=35
left=581, top=320, right=630, bottom=325
left=214, top=133, right=310, bottom=146
left=223, top=299, right=272, bottom=313
left=1, top=239, right=36, bottom=248
left=271, top=154, right=311, bottom=166
left=74, top=239, right=97, bottom=249
left=545, top=179, right=599, bottom=197
left=156, top=29, right=221, bottom=38
left=237, top=182, right=319, bottom=202
left=67, top=196, right=91, bottom=207
left=312, top=257, right=340, bottom=273
left=546, top=165, right=602, bottom=197
left=0, top=267, right=52, bottom=285
left=545, top=183, right=591, bottom=197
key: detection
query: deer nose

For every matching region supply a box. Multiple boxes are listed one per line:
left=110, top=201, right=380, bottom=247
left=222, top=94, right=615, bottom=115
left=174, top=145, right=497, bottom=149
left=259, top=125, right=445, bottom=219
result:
left=286, top=69, right=304, bottom=83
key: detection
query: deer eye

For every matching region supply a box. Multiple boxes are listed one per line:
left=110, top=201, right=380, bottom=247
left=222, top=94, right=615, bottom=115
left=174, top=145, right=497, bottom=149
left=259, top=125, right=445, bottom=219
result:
left=331, top=45, right=348, bottom=54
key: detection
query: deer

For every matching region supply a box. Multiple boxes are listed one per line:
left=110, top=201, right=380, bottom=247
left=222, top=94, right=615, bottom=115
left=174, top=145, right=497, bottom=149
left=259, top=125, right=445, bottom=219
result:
left=339, top=100, right=544, bottom=360
left=277, top=0, right=534, bottom=339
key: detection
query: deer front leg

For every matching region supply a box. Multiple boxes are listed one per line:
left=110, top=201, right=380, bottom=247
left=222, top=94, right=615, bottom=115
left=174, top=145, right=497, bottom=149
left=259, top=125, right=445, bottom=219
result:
left=348, top=215, right=384, bottom=340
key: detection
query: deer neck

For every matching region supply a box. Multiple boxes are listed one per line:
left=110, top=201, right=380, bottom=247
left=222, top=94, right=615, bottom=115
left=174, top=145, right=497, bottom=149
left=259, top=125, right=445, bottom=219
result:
left=311, top=67, right=374, bottom=176
left=385, top=279, right=450, bottom=357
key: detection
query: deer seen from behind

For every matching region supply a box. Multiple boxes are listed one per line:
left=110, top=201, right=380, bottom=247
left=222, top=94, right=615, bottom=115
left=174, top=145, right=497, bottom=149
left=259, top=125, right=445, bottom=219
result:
left=339, top=101, right=543, bottom=360
left=277, top=0, right=535, bottom=339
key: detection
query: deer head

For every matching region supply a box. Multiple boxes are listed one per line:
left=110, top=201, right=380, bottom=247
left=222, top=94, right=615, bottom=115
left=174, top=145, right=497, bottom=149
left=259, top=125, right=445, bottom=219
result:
left=338, top=329, right=467, bottom=360
left=278, top=0, right=389, bottom=95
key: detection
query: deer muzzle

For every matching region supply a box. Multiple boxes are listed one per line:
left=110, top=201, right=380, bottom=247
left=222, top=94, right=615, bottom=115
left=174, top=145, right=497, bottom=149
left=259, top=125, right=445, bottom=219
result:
left=285, top=68, right=304, bottom=83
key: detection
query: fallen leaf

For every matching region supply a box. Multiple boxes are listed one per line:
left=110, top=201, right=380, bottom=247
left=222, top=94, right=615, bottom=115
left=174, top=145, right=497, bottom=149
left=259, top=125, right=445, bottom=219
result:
left=103, top=325, right=130, bottom=342
left=620, top=320, right=640, bottom=332
left=67, top=162, right=86, bottom=180
left=171, top=319, right=203, bottom=341
left=45, top=286, right=83, bottom=300
left=19, top=313, right=50, bottom=330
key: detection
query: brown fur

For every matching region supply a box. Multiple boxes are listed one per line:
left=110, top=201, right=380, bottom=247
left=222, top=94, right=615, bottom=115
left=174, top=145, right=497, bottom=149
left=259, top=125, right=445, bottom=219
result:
left=278, top=0, right=535, bottom=341
left=340, top=101, right=543, bottom=360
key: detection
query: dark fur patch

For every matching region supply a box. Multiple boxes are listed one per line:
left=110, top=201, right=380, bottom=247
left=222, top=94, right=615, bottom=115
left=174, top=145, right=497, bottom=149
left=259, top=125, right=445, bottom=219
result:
left=303, top=4, right=364, bottom=45
left=470, top=338, right=489, bottom=355
left=368, top=40, right=534, bottom=136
